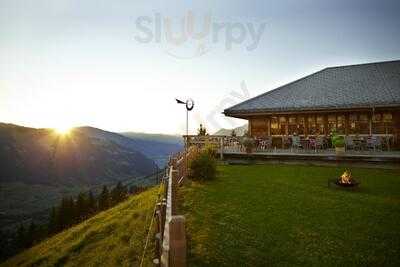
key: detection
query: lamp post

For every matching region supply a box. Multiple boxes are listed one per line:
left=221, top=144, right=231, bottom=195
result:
left=176, top=98, right=194, bottom=175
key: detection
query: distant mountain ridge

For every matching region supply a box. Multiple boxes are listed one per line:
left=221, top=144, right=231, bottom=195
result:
left=120, top=132, right=183, bottom=167
left=213, top=124, right=248, bottom=136
left=121, top=132, right=183, bottom=145
left=0, top=123, right=162, bottom=232
left=0, top=124, right=158, bottom=185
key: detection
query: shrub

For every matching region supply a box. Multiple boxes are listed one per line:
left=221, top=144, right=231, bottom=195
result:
left=203, top=143, right=217, bottom=158
left=188, top=151, right=217, bottom=182
left=241, top=137, right=256, bottom=153
left=331, top=132, right=345, bottom=148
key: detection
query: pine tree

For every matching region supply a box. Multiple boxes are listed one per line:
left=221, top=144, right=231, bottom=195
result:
left=129, top=185, right=139, bottom=194
left=112, top=182, right=127, bottom=204
left=26, top=221, right=36, bottom=247
left=197, top=124, right=207, bottom=136
left=87, top=190, right=97, bottom=214
left=48, top=207, right=57, bottom=234
left=57, top=197, right=68, bottom=230
left=16, top=224, right=26, bottom=249
left=121, top=184, right=128, bottom=200
left=98, top=185, right=110, bottom=211
left=76, top=192, right=87, bottom=222
left=57, top=196, right=75, bottom=230
left=66, top=197, right=75, bottom=227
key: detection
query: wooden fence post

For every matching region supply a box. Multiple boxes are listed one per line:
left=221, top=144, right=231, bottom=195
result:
left=171, top=169, right=179, bottom=215
left=220, top=137, right=224, bottom=160
left=154, top=203, right=162, bottom=265
left=160, top=199, right=166, bottom=238
left=169, top=216, right=186, bottom=267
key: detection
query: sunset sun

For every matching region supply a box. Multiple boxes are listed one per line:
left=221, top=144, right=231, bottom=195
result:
left=54, top=125, right=72, bottom=135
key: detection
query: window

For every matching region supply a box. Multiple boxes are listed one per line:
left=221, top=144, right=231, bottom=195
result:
left=316, top=116, right=325, bottom=135
left=383, top=113, right=393, bottom=122
left=358, top=114, right=369, bottom=134
left=308, top=116, right=317, bottom=135
left=251, top=118, right=268, bottom=137
left=349, top=114, right=357, bottom=134
left=327, top=115, right=336, bottom=133
left=297, top=116, right=305, bottom=135
left=372, top=112, right=394, bottom=134
left=279, top=116, right=287, bottom=135
left=271, top=116, right=279, bottom=135
left=372, top=113, right=384, bottom=134
left=288, top=117, right=297, bottom=135
left=349, top=113, right=369, bottom=134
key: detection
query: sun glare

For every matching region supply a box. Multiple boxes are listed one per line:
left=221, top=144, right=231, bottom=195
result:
left=54, top=125, right=72, bottom=135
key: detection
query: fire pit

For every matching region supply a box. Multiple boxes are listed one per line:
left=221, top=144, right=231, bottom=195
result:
left=328, top=170, right=360, bottom=188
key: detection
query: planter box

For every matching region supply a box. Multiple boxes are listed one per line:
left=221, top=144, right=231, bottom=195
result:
left=335, top=147, right=345, bottom=154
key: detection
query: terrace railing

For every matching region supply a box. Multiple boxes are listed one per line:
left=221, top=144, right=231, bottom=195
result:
left=184, top=134, right=396, bottom=155
left=184, top=135, right=244, bottom=156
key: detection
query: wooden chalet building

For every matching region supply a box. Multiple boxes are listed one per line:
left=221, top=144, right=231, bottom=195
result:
left=224, top=60, right=400, bottom=149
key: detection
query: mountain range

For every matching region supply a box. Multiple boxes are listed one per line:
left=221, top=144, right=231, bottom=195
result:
left=213, top=124, right=248, bottom=136
left=0, top=123, right=182, bottom=232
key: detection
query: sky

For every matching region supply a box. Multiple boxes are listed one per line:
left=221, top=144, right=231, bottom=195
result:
left=1, top=0, right=400, bottom=135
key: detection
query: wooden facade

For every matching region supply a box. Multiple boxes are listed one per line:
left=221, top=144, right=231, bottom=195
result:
left=224, top=61, right=400, bottom=148
left=245, top=108, right=400, bottom=148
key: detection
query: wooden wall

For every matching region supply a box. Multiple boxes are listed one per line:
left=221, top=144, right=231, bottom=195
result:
left=248, top=108, right=400, bottom=149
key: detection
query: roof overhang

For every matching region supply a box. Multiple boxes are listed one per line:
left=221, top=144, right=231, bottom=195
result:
left=224, top=104, right=400, bottom=119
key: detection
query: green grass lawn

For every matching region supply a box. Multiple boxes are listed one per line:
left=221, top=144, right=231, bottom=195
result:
left=181, top=164, right=400, bottom=267
left=1, top=186, right=161, bottom=267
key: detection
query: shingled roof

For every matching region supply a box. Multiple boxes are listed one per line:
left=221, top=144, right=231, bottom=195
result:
left=224, top=60, right=400, bottom=116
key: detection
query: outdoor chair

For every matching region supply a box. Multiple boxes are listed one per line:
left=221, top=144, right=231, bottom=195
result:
left=260, top=138, right=272, bottom=151
left=283, top=136, right=292, bottom=149
left=309, top=138, right=316, bottom=151
left=291, top=136, right=302, bottom=150
left=315, top=136, right=325, bottom=150
left=345, top=136, right=354, bottom=150
left=381, top=136, right=391, bottom=151
left=373, top=136, right=382, bottom=150
left=367, top=136, right=382, bottom=151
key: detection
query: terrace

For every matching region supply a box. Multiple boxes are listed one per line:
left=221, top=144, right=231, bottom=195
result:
left=184, top=135, right=400, bottom=168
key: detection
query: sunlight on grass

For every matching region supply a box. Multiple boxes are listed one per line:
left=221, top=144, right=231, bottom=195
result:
left=1, top=186, right=160, bottom=267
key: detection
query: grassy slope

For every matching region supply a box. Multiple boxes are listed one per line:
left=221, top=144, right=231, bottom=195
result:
left=181, top=164, right=400, bottom=267
left=2, top=186, right=161, bottom=267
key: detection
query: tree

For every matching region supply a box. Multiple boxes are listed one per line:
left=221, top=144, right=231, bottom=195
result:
left=197, top=124, right=207, bottom=136
left=231, top=129, right=237, bottom=137
left=129, top=185, right=139, bottom=194
left=57, top=196, right=75, bottom=230
left=111, top=182, right=128, bottom=205
left=75, top=192, right=88, bottom=222
left=48, top=207, right=57, bottom=235
left=16, top=224, right=26, bottom=248
left=98, top=185, right=110, bottom=211
left=87, top=190, right=97, bottom=214
left=65, top=197, right=75, bottom=227
left=26, top=221, right=37, bottom=247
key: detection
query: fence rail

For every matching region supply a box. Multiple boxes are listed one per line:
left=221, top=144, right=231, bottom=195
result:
left=153, top=150, right=192, bottom=267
